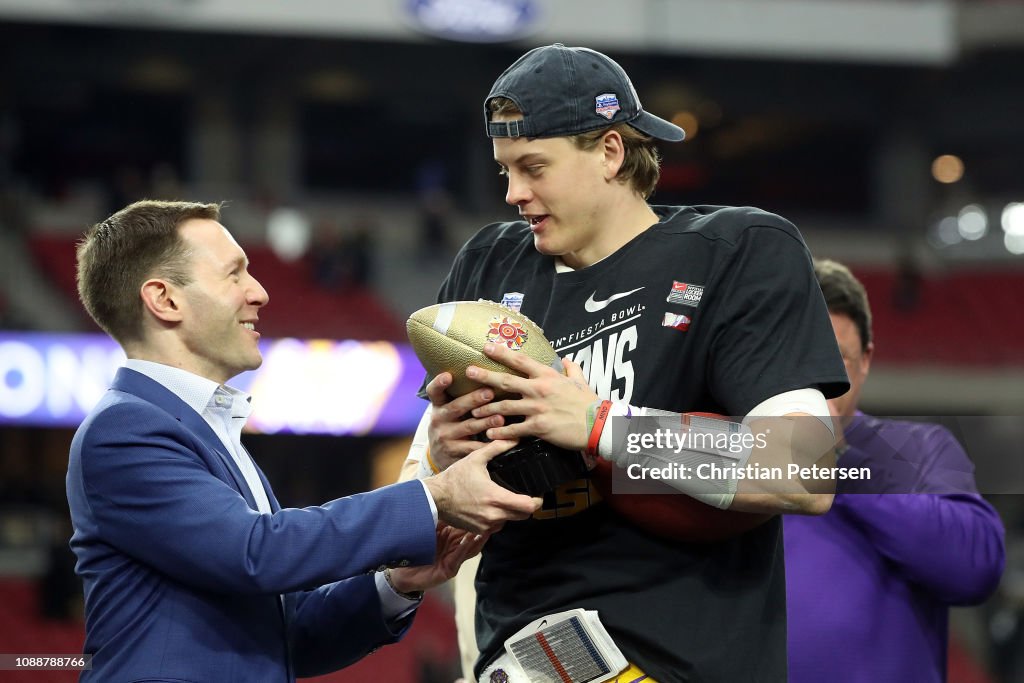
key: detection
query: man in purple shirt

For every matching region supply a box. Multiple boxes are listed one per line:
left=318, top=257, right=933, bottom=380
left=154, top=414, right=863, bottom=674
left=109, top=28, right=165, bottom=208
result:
left=784, top=258, right=1005, bottom=682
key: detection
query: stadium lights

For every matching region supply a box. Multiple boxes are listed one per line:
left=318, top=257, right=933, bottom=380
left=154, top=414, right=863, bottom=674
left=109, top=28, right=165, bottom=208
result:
left=1002, top=203, right=1024, bottom=255
left=957, top=204, right=987, bottom=241
left=931, top=154, right=964, bottom=184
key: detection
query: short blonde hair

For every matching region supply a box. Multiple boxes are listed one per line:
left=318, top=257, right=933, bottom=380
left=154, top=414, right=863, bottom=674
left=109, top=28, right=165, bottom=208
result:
left=488, top=97, right=662, bottom=199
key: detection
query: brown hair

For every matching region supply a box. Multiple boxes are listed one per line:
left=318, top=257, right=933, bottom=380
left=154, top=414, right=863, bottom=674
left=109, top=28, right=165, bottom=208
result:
left=76, top=199, right=221, bottom=344
left=488, top=97, right=662, bottom=199
left=813, top=258, right=872, bottom=350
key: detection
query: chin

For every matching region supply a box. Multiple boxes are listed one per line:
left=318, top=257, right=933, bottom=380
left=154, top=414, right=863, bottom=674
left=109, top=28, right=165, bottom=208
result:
left=532, top=235, right=565, bottom=257
left=231, top=356, right=263, bottom=378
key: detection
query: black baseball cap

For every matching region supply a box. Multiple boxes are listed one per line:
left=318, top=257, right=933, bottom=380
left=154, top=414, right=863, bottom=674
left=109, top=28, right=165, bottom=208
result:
left=485, top=43, right=685, bottom=142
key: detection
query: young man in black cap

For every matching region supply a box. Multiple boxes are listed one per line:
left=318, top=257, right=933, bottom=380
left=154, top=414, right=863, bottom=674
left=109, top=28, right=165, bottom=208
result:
left=403, top=44, right=849, bottom=682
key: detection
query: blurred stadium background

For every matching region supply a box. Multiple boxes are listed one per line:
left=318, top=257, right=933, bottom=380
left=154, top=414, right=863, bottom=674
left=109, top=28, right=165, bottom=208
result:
left=1, top=0, right=1023, bottom=680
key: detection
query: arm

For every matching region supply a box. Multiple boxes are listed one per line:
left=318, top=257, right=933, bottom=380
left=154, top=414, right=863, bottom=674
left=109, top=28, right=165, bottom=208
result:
left=468, top=344, right=836, bottom=514
left=730, top=387, right=838, bottom=514
left=834, top=493, right=1004, bottom=604
left=289, top=526, right=488, bottom=677
left=729, top=412, right=836, bottom=514
left=396, top=403, right=484, bottom=683
left=835, top=426, right=1004, bottom=604
left=289, top=575, right=399, bottom=677
left=79, top=401, right=438, bottom=595
left=398, top=406, right=432, bottom=482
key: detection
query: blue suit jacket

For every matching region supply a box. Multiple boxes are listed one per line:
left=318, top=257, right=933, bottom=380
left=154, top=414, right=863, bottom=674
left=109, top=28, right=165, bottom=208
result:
left=66, top=368, right=437, bottom=682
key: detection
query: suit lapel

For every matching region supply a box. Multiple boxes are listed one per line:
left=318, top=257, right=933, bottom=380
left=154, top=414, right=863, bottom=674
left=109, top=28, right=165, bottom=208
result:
left=111, top=367, right=260, bottom=510
left=241, top=444, right=280, bottom=513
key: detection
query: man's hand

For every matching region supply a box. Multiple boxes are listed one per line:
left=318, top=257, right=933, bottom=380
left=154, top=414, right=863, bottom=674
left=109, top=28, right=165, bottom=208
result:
left=467, top=343, right=598, bottom=452
left=425, top=372, right=505, bottom=471
left=387, top=524, right=488, bottom=594
left=425, top=438, right=542, bottom=535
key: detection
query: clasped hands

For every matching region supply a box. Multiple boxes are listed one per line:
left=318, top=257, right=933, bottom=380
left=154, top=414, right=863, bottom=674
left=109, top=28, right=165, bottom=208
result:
left=403, top=343, right=598, bottom=594
left=424, top=340, right=598, bottom=490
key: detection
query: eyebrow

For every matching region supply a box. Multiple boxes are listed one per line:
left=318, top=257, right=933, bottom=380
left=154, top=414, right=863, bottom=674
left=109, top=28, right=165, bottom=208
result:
left=494, top=152, right=547, bottom=167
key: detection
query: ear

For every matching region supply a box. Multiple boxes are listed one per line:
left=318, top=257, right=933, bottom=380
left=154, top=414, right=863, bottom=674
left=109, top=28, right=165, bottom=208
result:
left=859, top=340, right=874, bottom=379
left=601, top=130, right=626, bottom=180
left=140, top=278, right=184, bottom=323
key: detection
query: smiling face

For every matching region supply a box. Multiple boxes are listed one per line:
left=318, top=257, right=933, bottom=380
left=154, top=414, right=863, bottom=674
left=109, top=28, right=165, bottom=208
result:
left=493, top=123, right=619, bottom=267
left=175, top=218, right=269, bottom=384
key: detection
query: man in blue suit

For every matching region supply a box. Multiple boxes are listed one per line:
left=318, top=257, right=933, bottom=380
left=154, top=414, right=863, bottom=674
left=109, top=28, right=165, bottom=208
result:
left=67, top=199, right=540, bottom=682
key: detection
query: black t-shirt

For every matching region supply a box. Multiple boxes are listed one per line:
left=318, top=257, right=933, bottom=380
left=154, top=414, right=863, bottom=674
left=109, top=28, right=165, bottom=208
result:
left=436, top=205, right=849, bottom=682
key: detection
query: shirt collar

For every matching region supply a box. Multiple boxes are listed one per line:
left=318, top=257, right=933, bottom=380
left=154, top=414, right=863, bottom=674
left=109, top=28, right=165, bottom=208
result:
left=124, top=359, right=250, bottom=416
left=213, top=383, right=253, bottom=418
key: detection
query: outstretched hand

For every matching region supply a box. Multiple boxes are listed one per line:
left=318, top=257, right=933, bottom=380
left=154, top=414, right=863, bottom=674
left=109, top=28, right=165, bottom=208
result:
left=468, top=342, right=598, bottom=452
left=387, top=524, right=488, bottom=594
left=425, top=438, right=542, bottom=535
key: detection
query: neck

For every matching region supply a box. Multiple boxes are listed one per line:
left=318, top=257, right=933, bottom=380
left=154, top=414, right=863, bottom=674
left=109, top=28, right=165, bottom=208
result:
left=124, top=339, right=230, bottom=386
left=563, top=197, right=658, bottom=269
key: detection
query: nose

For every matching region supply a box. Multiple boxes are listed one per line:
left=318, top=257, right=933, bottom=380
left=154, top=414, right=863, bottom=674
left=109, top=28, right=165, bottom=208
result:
left=248, top=274, right=270, bottom=307
left=505, top=173, right=531, bottom=207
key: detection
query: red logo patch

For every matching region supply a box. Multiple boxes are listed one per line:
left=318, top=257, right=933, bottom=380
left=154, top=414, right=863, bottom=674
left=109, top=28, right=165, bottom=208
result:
left=487, top=316, right=528, bottom=350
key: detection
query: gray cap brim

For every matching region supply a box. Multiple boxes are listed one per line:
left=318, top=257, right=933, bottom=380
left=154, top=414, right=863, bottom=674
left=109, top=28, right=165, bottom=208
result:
left=630, top=110, right=686, bottom=142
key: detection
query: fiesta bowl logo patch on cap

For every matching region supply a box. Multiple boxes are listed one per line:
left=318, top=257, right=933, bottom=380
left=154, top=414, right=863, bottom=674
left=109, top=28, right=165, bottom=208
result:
left=595, top=93, right=620, bottom=120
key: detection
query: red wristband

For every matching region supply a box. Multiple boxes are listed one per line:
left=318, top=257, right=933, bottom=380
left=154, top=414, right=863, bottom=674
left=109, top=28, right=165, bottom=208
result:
left=586, top=400, right=613, bottom=456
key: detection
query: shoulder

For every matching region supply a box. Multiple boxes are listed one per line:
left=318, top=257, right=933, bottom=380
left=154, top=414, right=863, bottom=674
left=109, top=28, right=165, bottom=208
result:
left=850, top=414, right=966, bottom=461
left=445, top=220, right=538, bottom=287
left=459, top=220, right=533, bottom=256
left=70, top=388, right=217, bottom=499
left=75, top=390, right=179, bottom=449
left=849, top=414, right=983, bottom=493
left=856, top=414, right=956, bottom=444
left=652, top=204, right=805, bottom=247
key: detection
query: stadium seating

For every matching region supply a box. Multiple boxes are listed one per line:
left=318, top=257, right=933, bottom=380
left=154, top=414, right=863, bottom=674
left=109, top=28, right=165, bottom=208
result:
left=26, top=235, right=406, bottom=341
left=852, top=268, right=1024, bottom=366
left=23, top=234, right=1024, bottom=364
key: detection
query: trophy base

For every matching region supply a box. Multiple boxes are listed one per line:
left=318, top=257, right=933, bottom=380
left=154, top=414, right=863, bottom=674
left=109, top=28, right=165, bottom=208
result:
left=486, top=437, right=588, bottom=496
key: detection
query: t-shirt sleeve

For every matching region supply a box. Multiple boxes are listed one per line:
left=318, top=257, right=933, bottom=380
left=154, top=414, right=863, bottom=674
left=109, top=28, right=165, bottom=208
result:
left=436, top=261, right=461, bottom=305
left=705, top=223, right=849, bottom=416
left=415, top=246, right=475, bottom=398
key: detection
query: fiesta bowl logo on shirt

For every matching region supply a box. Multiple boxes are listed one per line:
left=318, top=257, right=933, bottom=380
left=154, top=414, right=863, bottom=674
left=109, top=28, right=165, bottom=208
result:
left=487, top=316, right=528, bottom=350
left=595, top=93, right=620, bottom=120
left=500, top=292, right=525, bottom=312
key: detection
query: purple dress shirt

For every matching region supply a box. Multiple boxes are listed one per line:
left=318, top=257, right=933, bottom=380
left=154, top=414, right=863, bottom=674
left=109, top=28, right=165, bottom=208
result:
left=785, top=412, right=1005, bottom=682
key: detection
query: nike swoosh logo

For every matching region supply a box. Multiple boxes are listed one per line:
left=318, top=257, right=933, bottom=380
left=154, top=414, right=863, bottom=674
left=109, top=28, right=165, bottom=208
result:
left=584, top=287, right=645, bottom=313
